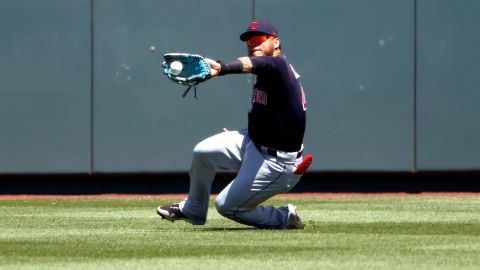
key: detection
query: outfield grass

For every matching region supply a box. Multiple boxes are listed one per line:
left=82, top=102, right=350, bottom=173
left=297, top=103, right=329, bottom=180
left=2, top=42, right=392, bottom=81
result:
left=0, top=195, right=479, bottom=270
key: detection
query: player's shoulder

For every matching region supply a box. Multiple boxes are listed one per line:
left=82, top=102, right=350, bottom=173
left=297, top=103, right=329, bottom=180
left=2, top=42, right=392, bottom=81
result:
left=250, top=55, right=291, bottom=74
left=264, top=55, right=290, bottom=70
left=271, top=54, right=288, bottom=64
left=275, top=55, right=296, bottom=72
left=251, top=55, right=287, bottom=64
left=274, top=55, right=294, bottom=71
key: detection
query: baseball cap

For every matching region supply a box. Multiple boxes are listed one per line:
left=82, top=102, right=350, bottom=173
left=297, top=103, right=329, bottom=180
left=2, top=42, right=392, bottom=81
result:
left=240, top=20, right=279, bottom=41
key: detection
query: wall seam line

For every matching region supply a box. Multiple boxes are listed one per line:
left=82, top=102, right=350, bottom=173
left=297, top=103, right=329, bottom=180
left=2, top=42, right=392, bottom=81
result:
left=413, top=0, right=418, bottom=173
left=89, top=0, right=95, bottom=175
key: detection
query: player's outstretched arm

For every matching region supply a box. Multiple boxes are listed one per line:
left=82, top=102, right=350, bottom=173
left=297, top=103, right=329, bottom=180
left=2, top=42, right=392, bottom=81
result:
left=237, top=57, right=253, bottom=73
left=205, top=57, right=253, bottom=77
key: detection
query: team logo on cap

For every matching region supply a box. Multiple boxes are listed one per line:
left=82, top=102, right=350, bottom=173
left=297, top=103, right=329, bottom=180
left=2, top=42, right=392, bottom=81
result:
left=249, top=20, right=259, bottom=30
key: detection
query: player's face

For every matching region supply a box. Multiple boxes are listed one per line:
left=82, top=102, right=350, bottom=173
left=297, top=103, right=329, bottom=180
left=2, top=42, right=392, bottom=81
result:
left=246, top=35, right=278, bottom=57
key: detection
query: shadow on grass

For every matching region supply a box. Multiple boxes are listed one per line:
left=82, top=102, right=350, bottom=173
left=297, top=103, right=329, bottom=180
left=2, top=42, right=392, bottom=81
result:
left=200, top=227, right=260, bottom=231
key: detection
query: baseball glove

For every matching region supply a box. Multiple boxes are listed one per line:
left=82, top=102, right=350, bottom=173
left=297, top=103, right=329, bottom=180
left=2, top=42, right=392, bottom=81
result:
left=162, top=53, right=211, bottom=99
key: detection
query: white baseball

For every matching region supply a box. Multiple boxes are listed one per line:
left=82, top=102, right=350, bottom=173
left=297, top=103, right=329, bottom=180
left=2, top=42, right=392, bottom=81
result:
left=170, top=61, right=183, bottom=75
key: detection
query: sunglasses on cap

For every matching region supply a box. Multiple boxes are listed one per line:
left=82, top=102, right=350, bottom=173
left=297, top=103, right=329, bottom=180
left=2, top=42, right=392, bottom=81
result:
left=245, top=35, right=272, bottom=46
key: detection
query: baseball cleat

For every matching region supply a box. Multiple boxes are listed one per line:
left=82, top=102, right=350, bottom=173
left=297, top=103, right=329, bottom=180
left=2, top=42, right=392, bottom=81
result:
left=286, top=204, right=305, bottom=229
left=156, top=203, right=195, bottom=224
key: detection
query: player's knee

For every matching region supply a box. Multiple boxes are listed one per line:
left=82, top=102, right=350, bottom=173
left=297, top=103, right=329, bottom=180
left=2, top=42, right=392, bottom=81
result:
left=193, top=139, right=216, bottom=158
left=215, top=198, right=235, bottom=217
left=192, top=140, right=224, bottom=168
left=192, top=142, right=210, bottom=164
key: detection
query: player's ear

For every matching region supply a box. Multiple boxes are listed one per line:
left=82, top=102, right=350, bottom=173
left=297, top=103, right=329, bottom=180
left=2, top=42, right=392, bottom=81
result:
left=274, top=38, right=281, bottom=51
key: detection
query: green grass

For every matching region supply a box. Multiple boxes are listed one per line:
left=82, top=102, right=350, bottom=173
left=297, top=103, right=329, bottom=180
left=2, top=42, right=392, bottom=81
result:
left=1, top=195, right=479, bottom=269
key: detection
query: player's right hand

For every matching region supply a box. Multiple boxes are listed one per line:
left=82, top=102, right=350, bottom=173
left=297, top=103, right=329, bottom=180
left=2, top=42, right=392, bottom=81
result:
left=205, top=58, right=221, bottom=77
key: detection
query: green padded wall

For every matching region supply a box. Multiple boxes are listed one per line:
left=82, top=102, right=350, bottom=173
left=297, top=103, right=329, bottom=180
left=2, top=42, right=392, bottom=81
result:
left=416, top=0, right=480, bottom=170
left=1, top=0, right=479, bottom=173
left=0, top=0, right=91, bottom=173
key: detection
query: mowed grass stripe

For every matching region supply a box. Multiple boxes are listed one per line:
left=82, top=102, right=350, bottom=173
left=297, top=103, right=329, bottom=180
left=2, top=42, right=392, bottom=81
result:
left=0, top=195, right=479, bottom=270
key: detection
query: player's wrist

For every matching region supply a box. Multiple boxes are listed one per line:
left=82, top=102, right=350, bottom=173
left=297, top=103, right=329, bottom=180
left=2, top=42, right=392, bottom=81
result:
left=218, top=60, right=243, bottom=76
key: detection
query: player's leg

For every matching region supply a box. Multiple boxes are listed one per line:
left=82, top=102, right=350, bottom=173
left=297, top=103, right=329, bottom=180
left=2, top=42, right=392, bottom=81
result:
left=157, top=129, right=246, bottom=225
left=214, top=139, right=304, bottom=229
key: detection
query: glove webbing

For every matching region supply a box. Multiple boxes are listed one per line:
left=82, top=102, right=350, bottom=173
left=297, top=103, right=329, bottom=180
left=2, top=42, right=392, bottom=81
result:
left=182, top=84, right=199, bottom=100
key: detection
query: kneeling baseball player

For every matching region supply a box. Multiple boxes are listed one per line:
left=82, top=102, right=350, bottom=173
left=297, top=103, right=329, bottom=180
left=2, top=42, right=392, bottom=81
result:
left=157, top=20, right=311, bottom=229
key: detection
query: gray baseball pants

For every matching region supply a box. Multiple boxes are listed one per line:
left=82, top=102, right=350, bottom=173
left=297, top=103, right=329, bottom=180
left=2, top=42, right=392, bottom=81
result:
left=178, top=129, right=303, bottom=229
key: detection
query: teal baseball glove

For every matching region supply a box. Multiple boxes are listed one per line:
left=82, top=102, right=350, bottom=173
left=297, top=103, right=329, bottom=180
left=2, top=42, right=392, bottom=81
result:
left=163, top=53, right=211, bottom=99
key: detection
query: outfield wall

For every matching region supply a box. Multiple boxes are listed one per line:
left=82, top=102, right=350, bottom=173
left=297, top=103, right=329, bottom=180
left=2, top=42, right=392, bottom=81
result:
left=1, top=0, right=479, bottom=174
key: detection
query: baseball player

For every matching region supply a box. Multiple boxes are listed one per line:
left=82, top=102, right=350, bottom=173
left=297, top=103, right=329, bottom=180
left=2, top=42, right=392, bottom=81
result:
left=157, top=20, right=309, bottom=229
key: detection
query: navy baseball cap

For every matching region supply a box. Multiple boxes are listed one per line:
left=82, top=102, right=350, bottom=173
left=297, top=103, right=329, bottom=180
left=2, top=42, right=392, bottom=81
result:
left=240, top=20, right=279, bottom=41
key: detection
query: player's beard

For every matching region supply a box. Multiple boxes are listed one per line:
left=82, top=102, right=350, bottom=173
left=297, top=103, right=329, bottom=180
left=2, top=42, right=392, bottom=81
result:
left=249, top=50, right=265, bottom=57
left=248, top=42, right=275, bottom=57
left=249, top=48, right=274, bottom=57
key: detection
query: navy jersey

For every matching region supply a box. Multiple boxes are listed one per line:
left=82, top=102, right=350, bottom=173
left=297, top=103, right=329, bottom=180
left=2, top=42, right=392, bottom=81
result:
left=248, top=55, right=307, bottom=152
